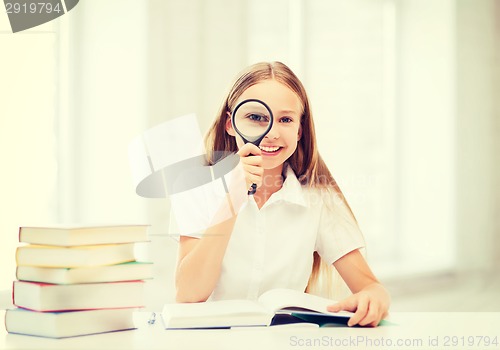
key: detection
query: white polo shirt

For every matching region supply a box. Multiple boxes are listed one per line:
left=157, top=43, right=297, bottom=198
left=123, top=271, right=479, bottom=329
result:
left=174, top=164, right=365, bottom=301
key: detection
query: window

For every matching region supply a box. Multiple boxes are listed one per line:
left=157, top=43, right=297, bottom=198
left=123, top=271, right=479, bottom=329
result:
left=0, top=18, right=58, bottom=290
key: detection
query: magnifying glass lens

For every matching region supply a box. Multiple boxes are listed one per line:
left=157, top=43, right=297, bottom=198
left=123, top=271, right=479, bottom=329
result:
left=233, top=101, right=271, bottom=142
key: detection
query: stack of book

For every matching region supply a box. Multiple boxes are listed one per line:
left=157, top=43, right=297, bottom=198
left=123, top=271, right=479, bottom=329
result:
left=4, top=225, right=153, bottom=338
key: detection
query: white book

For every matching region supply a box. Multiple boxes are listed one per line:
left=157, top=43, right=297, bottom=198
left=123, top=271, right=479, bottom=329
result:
left=5, top=308, right=137, bottom=338
left=16, top=262, right=153, bottom=284
left=13, top=280, right=145, bottom=312
left=161, top=288, right=353, bottom=329
left=16, top=243, right=137, bottom=268
left=18, top=224, right=149, bottom=247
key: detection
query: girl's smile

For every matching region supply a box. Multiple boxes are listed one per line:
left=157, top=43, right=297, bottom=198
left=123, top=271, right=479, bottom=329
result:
left=259, top=144, right=282, bottom=155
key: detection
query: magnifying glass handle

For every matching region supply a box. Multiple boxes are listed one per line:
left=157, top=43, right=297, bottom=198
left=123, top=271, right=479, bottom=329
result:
left=245, top=153, right=258, bottom=195
left=248, top=183, right=257, bottom=195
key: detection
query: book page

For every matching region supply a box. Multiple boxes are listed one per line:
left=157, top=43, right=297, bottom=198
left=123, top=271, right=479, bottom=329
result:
left=258, top=289, right=352, bottom=317
left=162, top=299, right=270, bottom=319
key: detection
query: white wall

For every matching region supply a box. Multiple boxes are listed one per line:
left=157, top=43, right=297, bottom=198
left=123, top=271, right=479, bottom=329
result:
left=64, top=0, right=148, bottom=225
left=304, top=0, right=398, bottom=264
left=455, top=0, right=499, bottom=273
left=0, top=17, right=58, bottom=291
left=393, top=0, right=456, bottom=273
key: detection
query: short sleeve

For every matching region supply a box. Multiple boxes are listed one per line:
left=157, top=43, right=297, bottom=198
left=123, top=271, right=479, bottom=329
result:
left=168, top=210, right=202, bottom=241
left=315, top=191, right=366, bottom=265
left=168, top=177, right=228, bottom=238
left=168, top=160, right=248, bottom=240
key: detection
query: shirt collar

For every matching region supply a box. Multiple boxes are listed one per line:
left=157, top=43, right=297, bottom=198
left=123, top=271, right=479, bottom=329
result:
left=266, top=163, right=308, bottom=208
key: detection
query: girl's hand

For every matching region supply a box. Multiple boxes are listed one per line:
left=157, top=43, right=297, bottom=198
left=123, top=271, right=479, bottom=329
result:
left=327, top=283, right=390, bottom=327
left=236, top=143, right=263, bottom=190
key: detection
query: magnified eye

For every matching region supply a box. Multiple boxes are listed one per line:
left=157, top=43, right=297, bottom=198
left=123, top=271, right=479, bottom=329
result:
left=248, top=113, right=269, bottom=123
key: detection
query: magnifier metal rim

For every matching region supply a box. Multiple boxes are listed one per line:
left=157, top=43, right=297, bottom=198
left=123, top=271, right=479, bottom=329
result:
left=231, top=98, right=274, bottom=145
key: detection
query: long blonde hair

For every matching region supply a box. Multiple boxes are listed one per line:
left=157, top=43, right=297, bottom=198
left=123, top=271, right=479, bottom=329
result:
left=205, top=61, right=358, bottom=298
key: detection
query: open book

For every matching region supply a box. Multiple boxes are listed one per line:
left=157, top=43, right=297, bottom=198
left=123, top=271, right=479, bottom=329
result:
left=161, top=288, right=353, bottom=329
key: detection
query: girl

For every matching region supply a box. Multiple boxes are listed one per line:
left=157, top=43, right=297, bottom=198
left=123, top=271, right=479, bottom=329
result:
left=175, top=61, right=390, bottom=327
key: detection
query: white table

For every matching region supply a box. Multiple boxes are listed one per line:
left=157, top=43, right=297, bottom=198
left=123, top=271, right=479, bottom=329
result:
left=2, top=311, right=499, bottom=350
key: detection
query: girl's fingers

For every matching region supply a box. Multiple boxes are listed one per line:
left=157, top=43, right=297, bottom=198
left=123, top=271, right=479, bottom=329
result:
left=246, top=175, right=262, bottom=187
left=358, top=302, right=380, bottom=327
left=328, top=291, right=389, bottom=328
left=238, top=145, right=263, bottom=189
left=241, top=156, right=263, bottom=169
left=241, top=163, right=263, bottom=184
left=327, top=294, right=368, bottom=327
left=237, top=143, right=261, bottom=157
left=346, top=295, right=369, bottom=327
left=241, top=162, right=263, bottom=176
left=327, top=296, right=358, bottom=313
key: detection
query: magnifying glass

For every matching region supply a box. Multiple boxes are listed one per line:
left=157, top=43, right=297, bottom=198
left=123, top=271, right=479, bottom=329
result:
left=231, top=98, right=274, bottom=195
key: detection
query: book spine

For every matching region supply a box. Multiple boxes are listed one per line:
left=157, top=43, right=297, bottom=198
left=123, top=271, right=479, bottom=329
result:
left=14, top=247, right=20, bottom=267
left=11, top=280, right=15, bottom=306
left=4, top=308, right=7, bottom=333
